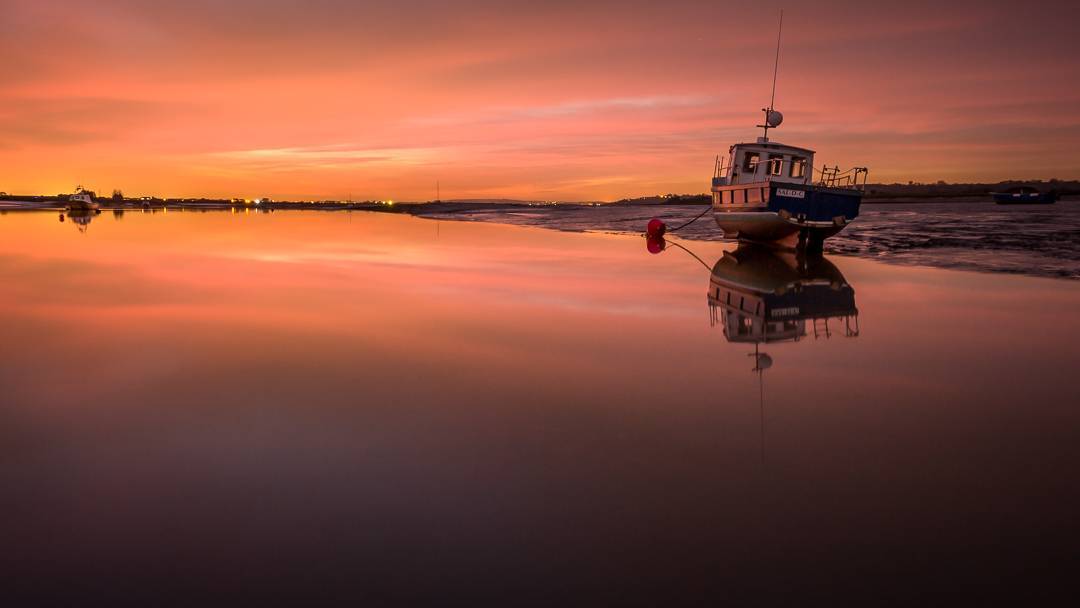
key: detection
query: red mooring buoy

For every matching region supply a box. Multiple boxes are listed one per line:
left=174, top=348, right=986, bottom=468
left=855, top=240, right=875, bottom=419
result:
left=646, top=218, right=666, bottom=238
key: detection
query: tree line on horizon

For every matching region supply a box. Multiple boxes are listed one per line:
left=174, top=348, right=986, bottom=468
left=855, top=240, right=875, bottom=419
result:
left=612, top=179, right=1080, bottom=205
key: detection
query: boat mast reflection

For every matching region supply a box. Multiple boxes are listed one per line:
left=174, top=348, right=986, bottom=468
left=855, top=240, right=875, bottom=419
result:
left=706, top=243, right=859, bottom=461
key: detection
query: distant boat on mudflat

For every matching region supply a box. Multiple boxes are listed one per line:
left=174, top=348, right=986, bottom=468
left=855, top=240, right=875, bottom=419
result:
left=991, top=186, right=1057, bottom=205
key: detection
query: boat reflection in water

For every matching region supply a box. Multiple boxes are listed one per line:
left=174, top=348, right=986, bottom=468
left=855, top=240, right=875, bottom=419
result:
left=59, top=208, right=100, bottom=233
left=707, top=244, right=859, bottom=351
left=705, top=244, right=859, bottom=460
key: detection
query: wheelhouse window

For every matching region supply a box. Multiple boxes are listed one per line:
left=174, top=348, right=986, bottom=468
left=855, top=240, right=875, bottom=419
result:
left=767, top=156, right=784, bottom=176
left=743, top=152, right=760, bottom=172
left=790, top=157, right=807, bottom=178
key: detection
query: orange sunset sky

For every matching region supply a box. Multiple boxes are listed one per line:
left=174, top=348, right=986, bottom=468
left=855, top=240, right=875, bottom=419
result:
left=2, top=0, right=1078, bottom=201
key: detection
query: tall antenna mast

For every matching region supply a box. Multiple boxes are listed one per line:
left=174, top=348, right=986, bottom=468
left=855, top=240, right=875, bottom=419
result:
left=758, top=9, right=785, bottom=142
left=770, top=9, right=783, bottom=111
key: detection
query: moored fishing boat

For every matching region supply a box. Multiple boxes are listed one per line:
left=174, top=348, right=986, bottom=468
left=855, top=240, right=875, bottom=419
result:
left=710, top=119, right=868, bottom=250
left=66, top=186, right=100, bottom=211
left=710, top=13, right=868, bottom=250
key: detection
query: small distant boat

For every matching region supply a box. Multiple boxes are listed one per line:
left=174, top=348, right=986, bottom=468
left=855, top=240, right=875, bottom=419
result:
left=67, top=186, right=100, bottom=211
left=710, top=13, right=867, bottom=250
left=991, top=186, right=1057, bottom=205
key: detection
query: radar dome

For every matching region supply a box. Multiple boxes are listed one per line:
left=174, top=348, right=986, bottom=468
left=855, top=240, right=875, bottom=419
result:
left=766, top=110, right=784, bottom=128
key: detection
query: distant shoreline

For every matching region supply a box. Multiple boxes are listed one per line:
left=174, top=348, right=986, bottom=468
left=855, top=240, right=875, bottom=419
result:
left=1, top=193, right=1076, bottom=214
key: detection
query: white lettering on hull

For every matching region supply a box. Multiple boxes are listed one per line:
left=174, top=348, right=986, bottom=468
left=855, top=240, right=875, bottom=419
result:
left=776, top=188, right=805, bottom=199
left=770, top=307, right=800, bottom=318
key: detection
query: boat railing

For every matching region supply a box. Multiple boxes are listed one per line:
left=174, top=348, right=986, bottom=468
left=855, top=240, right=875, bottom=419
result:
left=714, top=155, right=728, bottom=179
left=845, top=315, right=860, bottom=337
left=811, top=314, right=860, bottom=339
left=817, top=166, right=869, bottom=190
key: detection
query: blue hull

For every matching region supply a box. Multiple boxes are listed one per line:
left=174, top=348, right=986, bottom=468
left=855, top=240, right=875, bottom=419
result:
left=766, top=183, right=861, bottom=223
left=711, top=181, right=862, bottom=248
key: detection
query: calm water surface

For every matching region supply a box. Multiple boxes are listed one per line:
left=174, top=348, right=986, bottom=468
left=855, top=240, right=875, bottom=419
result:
left=2, top=209, right=1079, bottom=603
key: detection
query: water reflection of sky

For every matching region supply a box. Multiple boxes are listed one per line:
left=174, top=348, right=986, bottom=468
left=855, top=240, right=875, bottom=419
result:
left=1, top=210, right=1079, bottom=603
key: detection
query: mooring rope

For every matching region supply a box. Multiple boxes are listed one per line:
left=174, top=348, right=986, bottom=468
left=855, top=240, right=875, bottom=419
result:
left=664, top=205, right=712, bottom=233
left=664, top=239, right=712, bottom=271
